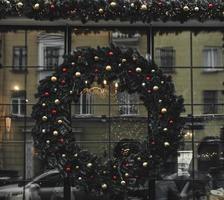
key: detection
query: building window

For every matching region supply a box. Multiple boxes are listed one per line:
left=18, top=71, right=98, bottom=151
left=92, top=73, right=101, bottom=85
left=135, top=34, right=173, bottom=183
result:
left=155, top=47, right=175, bottom=73
left=13, top=46, right=27, bottom=70
left=38, top=33, right=64, bottom=72
left=203, top=91, right=218, bottom=114
left=203, top=47, right=223, bottom=71
left=117, top=92, right=139, bottom=116
left=11, top=91, right=26, bottom=116
left=75, top=93, right=94, bottom=115
left=44, top=47, right=60, bottom=68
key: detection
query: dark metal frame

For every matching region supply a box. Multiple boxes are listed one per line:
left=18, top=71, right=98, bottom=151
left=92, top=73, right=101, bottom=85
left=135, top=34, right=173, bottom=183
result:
left=0, top=18, right=223, bottom=200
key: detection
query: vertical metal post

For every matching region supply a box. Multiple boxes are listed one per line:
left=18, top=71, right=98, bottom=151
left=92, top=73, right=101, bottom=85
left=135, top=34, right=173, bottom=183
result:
left=64, top=24, right=72, bottom=200
left=23, top=30, right=28, bottom=200
left=190, top=31, right=195, bottom=200
left=108, top=83, right=111, bottom=159
left=147, top=26, right=155, bottom=200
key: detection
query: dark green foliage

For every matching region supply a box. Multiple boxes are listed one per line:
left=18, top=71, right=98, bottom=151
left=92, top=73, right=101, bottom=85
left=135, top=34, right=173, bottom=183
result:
left=32, top=46, right=185, bottom=198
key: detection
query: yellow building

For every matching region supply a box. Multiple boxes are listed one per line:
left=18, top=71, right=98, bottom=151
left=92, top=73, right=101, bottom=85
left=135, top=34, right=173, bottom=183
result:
left=0, top=28, right=223, bottom=178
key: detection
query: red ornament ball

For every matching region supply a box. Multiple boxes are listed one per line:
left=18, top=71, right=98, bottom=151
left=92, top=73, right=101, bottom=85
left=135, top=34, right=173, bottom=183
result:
left=169, top=119, right=174, bottom=124
left=208, top=3, right=214, bottom=8
left=59, top=138, right=64, bottom=144
left=62, top=67, right=67, bottom=72
left=112, top=175, right=117, bottom=180
left=61, top=80, right=66, bottom=85
left=51, top=109, right=57, bottom=115
left=44, top=92, right=49, bottom=97
left=50, top=4, right=55, bottom=10
left=65, top=165, right=72, bottom=173
left=146, top=75, right=152, bottom=81
left=108, top=51, right=113, bottom=56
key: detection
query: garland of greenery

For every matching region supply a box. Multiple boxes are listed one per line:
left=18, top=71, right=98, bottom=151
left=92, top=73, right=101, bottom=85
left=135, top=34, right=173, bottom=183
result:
left=0, top=0, right=224, bottom=23
left=32, top=46, right=185, bottom=199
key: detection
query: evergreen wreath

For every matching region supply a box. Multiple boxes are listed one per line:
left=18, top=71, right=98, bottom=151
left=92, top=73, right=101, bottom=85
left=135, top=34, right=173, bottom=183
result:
left=32, top=45, right=185, bottom=199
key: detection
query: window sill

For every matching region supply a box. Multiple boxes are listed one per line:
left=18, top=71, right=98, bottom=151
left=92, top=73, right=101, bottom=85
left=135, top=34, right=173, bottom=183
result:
left=202, top=69, right=224, bottom=73
left=74, top=114, right=94, bottom=117
left=11, top=69, right=28, bottom=73
left=37, top=68, right=55, bottom=72
left=11, top=114, right=25, bottom=118
left=120, top=114, right=139, bottom=117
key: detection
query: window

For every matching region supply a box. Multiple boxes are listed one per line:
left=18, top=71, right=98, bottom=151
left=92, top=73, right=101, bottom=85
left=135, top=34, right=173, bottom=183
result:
left=203, top=47, right=223, bottom=71
left=155, top=47, right=175, bottom=73
left=38, top=33, right=64, bottom=71
left=12, top=46, right=27, bottom=70
left=203, top=91, right=218, bottom=114
left=44, top=47, right=60, bottom=68
left=117, top=92, right=139, bottom=116
left=11, top=91, right=26, bottom=116
left=75, top=93, right=94, bottom=115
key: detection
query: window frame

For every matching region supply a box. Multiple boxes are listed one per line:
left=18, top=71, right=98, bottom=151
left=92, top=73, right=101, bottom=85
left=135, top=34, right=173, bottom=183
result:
left=203, top=46, right=223, bottom=72
left=118, top=92, right=139, bottom=116
left=155, top=46, right=176, bottom=73
left=75, top=93, right=94, bottom=116
left=11, top=97, right=26, bottom=116
left=203, top=90, right=218, bottom=114
left=12, top=46, right=27, bottom=71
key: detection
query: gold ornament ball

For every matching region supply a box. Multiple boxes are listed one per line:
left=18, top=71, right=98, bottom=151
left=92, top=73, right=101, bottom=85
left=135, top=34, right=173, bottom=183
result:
left=42, top=129, right=46, bottom=133
left=161, top=108, right=167, bottom=113
left=125, top=173, right=129, bottom=177
left=42, top=103, right=46, bottom=107
left=110, top=2, right=117, bottom=7
left=5, top=1, right=10, bottom=5
left=98, top=8, right=104, bottom=14
left=142, top=82, right=146, bottom=87
left=75, top=72, right=81, bottom=77
left=54, top=99, right=60, bottom=105
left=164, top=142, right=170, bottom=147
left=58, top=119, right=63, bottom=124
left=141, top=4, right=147, bottom=11
left=122, top=58, right=127, bottom=63
left=194, top=6, right=199, bottom=12
left=87, top=163, right=92, bottom=168
left=163, top=128, right=168, bottom=132
left=153, top=86, right=159, bottom=91
left=69, top=90, right=73, bottom=94
left=42, top=116, right=48, bottom=121
left=53, top=130, right=58, bottom=135
left=46, top=140, right=50, bottom=144
left=33, top=3, right=40, bottom=10
left=143, top=162, right=148, bottom=167
left=137, top=157, right=141, bottom=161
left=121, top=180, right=126, bottom=186
left=151, top=69, right=155, bottom=73
left=113, top=165, right=117, bottom=169
left=131, top=3, right=135, bottom=7
left=74, top=153, right=78, bottom=157
left=62, top=154, right=66, bottom=157
left=106, top=65, right=112, bottom=71
left=94, top=55, right=99, bottom=61
left=159, top=99, right=162, bottom=103
left=136, top=67, right=142, bottom=73
left=17, top=2, right=23, bottom=8
left=101, top=183, right=107, bottom=190
left=161, top=81, right=164, bottom=84
left=78, top=177, right=82, bottom=181
left=75, top=165, right=79, bottom=169
left=183, top=5, right=189, bottom=11
left=51, top=76, right=57, bottom=82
